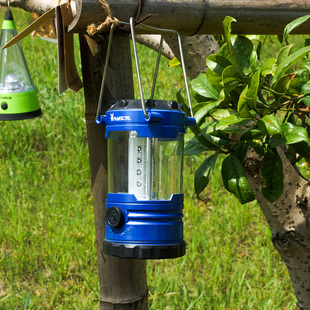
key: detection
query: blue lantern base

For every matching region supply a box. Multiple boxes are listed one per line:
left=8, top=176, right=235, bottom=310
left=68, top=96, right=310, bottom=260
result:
left=103, top=240, right=186, bottom=259
left=103, top=193, right=186, bottom=259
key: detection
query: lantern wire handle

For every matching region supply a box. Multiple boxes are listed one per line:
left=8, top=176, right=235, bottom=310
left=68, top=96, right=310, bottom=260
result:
left=127, top=18, right=194, bottom=118
left=96, top=22, right=115, bottom=123
left=130, top=17, right=149, bottom=119
left=96, top=19, right=194, bottom=121
left=150, top=36, right=164, bottom=101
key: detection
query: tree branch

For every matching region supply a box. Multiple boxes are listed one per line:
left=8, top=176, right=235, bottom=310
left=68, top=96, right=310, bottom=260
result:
left=0, top=0, right=65, bottom=14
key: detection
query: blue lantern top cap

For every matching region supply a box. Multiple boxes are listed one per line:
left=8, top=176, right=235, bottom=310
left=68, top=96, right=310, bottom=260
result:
left=97, top=99, right=196, bottom=139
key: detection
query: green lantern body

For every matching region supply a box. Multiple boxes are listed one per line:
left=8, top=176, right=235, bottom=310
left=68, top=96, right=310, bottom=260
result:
left=0, top=9, right=41, bottom=120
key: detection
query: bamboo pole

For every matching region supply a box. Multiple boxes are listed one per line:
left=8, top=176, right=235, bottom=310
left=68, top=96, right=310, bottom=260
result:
left=3, top=0, right=310, bottom=34
left=79, top=33, right=148, bottom=309
left=69, top=0, right=310, bottom=35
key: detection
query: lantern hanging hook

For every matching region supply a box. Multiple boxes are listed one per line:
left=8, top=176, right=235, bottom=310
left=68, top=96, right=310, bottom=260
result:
left=7, top=0, right=10, bottom=11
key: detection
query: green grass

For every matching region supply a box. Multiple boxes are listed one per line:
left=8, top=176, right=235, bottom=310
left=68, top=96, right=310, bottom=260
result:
left=0, top=8, right=297, bottom=309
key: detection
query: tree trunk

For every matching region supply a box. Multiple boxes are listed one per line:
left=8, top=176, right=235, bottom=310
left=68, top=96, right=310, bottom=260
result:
left=163, top=34, right=219, bottom=80
left=79, top=33, right=148, bottom=309
left=244, top=148, right=310, bottom=309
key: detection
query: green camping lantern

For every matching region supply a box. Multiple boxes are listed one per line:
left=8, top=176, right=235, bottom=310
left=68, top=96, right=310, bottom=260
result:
left=0, top=1, right=41, bottom=120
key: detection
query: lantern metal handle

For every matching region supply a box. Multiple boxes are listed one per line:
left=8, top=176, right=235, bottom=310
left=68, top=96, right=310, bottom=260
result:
left=7, top=0, right=10, bottom=10
left=96, top=23, right=115, bottom=123
left=96, top=18, right=194, bottom=123
left=129, top=17, right=194, bottom=118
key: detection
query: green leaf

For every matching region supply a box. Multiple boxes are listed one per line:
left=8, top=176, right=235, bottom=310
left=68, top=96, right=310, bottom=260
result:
left=269, top=135, right=286, bottom=148
left=302, top=63, right=310, bottom=74
left=246, top=35, right=265, bottom=42
left=272, top=45, right=310, bottom=88
left=224, top=80, right=242, bottom=96
left=246, top=69, right=260, bottom=110
left=168, top=57, right=181, bottom=67
left=272, top=74, right=292, bottom=94
left=261, top=149, right=283, bottom=203
left=261, top=58, right=277, bottom=77
left=283, top=15, right=310, bottom=42
left=237, top=86, right=253, bottom=118
left=240, top=129, right=265, bottom=141
left=240, top=130, right=266, bottom=155
left=276, top=45, right=293, bottom=66
left=221, top=154, right=255, bottom=204
left=233, top=36, right=253, bottom=74
left=207, top=114, right=251, bottom=133
left=191, top=74, right=219, bottom=100
left=219, top=126, right=250, bottom=134
left=302, top=96, right=310, bottom=107
left=232, top=141, right=248, bottom=162
left=250, top=48, right=259, bottom=70
left=206, top=54, right=232, bottom=74
left=257, top=115, right=282, bottom=136
left=281, top=122, right=310, bottom=144
left=184, top=136, right=214, bottom=155
left=222, top=65, right=242, bottom=86
left=206, top=69, right=223, bottom=93
left=222, top=16, right=236, bottom=52
left=210, top=109, right=234, bottom=120
left=222, top=17, right=244, bottom=75
left=194, top=100, right=222, bottom=125
left=302, top=81, right=310, bottom=95
left=195, top=152, right=219, bottom=197
left=193, top=102, right=209, bottom=114
left=291, top=141, right=310, bottom=159
left=206, top=133, right=231, bottom=147
left=198, top=129, right=231, bottom=147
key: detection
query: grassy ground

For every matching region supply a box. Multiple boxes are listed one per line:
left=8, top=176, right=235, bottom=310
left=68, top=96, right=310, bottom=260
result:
left=0, top=8, right=297, bottom=309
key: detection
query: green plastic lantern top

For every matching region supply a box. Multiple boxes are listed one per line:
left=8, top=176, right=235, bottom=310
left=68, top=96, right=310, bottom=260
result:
left=2, top=9, right=16, bottom=30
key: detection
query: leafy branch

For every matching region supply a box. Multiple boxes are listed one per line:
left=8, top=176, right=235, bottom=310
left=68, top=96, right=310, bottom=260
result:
left=184, top=15, right=310, bottom=203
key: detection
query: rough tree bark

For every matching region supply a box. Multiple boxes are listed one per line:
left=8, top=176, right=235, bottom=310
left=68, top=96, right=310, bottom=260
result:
left=244, top=148, right=310, bottom=309
left=162, top=34, right=219, bottom=80
left=136, top=34, right=219, bottom=79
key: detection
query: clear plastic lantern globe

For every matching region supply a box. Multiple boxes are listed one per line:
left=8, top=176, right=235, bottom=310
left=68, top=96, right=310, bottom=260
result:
left=0, top=8, right=41, bottom=120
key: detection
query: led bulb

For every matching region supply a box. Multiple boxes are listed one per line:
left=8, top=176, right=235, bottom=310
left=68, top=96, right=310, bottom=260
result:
left=128, top=131, right=159, bottom=200
left=3, top=73, right=23, bottom=91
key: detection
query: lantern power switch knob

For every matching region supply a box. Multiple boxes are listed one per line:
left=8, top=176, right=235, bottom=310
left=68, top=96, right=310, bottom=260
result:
left=106, top=207, right=125, bottom=228
left=1, top=102, right=8, bottom=110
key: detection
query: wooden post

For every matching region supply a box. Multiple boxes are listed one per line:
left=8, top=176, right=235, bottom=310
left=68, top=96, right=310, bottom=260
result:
left=79, top=33, right=148, bottom=309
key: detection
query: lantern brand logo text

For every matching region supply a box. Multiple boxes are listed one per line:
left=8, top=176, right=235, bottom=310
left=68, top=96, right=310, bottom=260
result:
left=110, top=113, right=131, bottom=121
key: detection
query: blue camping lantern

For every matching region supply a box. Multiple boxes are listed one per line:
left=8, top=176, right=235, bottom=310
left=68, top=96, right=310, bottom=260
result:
left=96, top=19, right=195, bottom=259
